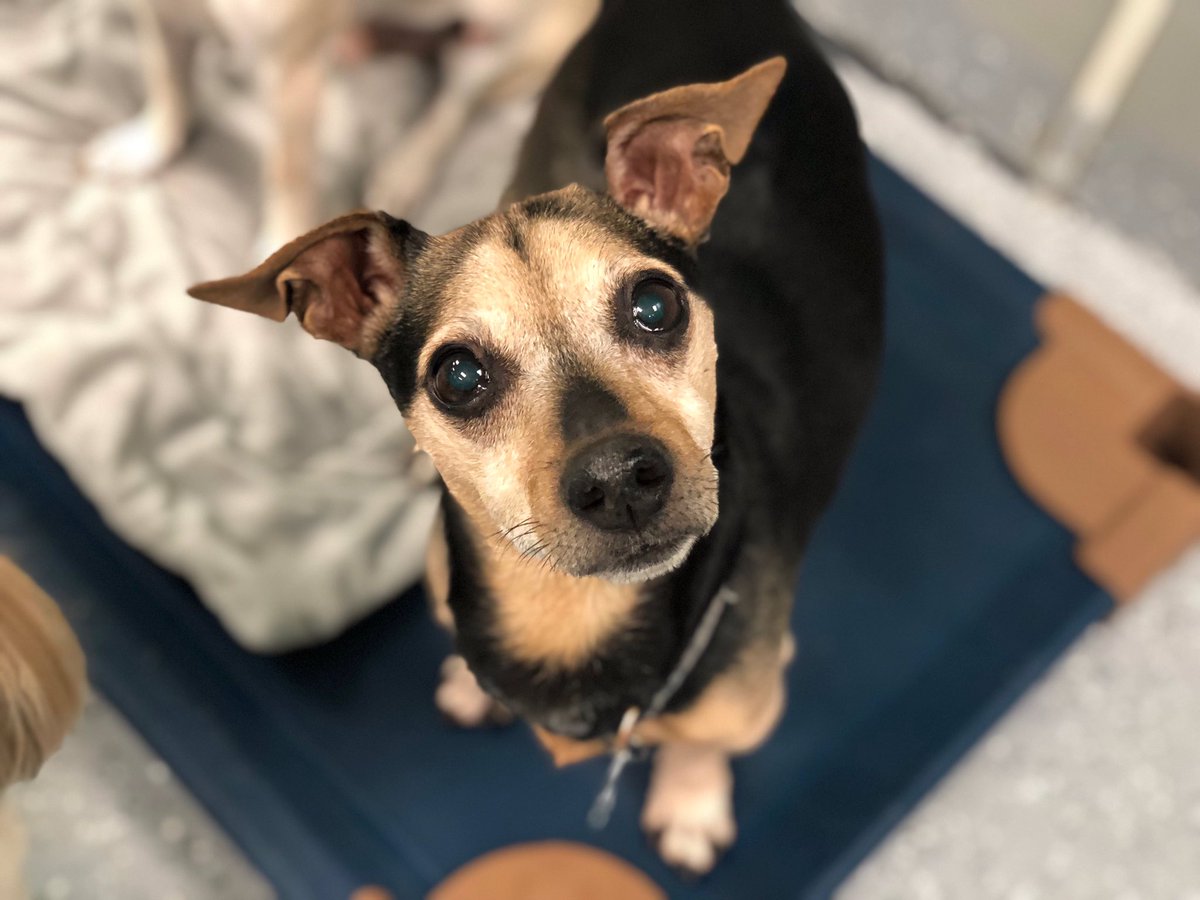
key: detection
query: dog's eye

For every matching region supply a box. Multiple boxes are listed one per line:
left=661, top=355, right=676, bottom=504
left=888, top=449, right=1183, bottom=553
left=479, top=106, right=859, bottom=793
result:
left=631, top=278, right=683, bottom=333
left=432, top=348, right=488, bottom=406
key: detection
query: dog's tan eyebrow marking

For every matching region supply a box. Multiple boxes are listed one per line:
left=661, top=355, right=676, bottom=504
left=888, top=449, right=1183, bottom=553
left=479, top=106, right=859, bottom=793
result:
left=417, top=319, right=500, bottom=372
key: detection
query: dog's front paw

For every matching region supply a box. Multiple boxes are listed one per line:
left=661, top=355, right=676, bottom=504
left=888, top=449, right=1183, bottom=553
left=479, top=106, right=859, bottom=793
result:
left=642, top=744, right=736, bottom=876
left=83, top=112, right=186, bottom=178
left=435, top=654, right=510, bottom=728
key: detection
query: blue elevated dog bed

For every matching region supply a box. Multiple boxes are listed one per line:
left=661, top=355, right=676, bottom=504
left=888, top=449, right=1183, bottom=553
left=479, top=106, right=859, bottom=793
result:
left=0, top=159, right=1112, bottom=899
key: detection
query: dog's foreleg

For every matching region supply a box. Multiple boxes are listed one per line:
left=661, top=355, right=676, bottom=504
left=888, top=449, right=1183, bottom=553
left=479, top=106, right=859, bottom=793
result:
left=642, top=743, right=736, bottom=876
left=426, top=522, right=511, bottom=728
left=435, top=654, right=510, bottom=728
left=85, top=0, right=197, bottom=177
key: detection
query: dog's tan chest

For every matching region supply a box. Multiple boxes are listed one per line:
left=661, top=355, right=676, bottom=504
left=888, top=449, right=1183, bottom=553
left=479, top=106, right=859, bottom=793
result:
left=486, top=552, right=645, bottom=669
left=425, top=514, right=645, bottom=669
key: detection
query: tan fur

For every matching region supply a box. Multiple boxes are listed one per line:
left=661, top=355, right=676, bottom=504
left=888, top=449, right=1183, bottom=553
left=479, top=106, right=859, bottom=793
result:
left=638, top=644, right=787, bottom=754
left=486, top=544, right=644, bottom=669
left=532, top=725, right=608, bottom=767
left=0, top=559, right=87, bottom=790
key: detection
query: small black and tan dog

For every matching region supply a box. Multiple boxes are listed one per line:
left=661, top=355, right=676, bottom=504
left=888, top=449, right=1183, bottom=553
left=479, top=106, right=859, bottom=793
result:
left=190, top=0, right=882, bottom=875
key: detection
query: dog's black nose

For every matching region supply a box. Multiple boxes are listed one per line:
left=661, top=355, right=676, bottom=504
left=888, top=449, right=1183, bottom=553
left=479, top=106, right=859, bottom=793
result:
left=562, top=435, right=673, bottom=531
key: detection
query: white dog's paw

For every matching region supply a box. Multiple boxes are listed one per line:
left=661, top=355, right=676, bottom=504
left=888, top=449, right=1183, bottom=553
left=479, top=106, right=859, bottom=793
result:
left=435, top=654, right=509, bottom=728
left=84, top=112, right=186, bottom=178
left=642, top=744, right=736, bottom=876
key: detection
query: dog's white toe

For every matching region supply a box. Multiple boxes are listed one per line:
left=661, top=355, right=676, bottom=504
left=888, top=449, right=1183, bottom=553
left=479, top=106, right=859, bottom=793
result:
left=435, top=654, right=506, bottom=728
left=84, top=113, right=185, bottom=178
left=642, top=743, right=736, bottom=875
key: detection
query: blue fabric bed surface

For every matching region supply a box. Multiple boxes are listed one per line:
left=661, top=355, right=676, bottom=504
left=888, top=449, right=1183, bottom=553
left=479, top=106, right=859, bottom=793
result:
left=0, top=157, right=1112, bottom=900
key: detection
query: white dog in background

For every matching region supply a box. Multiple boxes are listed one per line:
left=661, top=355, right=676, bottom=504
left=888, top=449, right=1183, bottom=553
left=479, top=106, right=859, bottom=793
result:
left=84, top=0, right=598, bottom=251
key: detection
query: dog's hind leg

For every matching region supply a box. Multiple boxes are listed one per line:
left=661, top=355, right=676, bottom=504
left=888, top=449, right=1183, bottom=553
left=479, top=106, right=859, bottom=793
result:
left=642, top=743, right=736, bottom=876
left=84, top=0, right=199, bottom=177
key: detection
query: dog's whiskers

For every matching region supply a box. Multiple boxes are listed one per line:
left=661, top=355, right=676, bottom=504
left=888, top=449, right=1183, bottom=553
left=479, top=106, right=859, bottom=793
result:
left=490, top=517, right=536, bottom=541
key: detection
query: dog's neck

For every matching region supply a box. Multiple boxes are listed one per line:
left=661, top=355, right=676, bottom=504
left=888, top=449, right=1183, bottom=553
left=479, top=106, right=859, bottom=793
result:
left=454, top=508, right=651, bottom=671
left=439, top=399, right=742, bottom=740
left=452, top=388, right=736, bottom=664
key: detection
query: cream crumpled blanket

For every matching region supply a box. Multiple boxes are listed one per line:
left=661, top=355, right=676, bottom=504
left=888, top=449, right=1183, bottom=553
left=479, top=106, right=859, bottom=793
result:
left=0, top=0, right=532, bottom=650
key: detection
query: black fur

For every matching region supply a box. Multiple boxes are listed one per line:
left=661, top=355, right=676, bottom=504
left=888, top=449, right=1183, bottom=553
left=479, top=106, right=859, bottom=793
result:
left=503, top=218, right=528, bottom=263
left=373, top=306, right=433, bottom=412
left=559, top=376, right=628, bottom=443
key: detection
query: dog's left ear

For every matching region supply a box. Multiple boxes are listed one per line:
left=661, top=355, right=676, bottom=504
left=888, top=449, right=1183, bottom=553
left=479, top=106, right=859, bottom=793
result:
left=604, top=56, right=786, bottom=246
left=188, top=211, right=426, bottom=360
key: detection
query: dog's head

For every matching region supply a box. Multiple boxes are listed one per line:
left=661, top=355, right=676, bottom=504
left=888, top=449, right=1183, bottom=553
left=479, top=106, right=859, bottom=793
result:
left=191, top=59, right=784, bottom=583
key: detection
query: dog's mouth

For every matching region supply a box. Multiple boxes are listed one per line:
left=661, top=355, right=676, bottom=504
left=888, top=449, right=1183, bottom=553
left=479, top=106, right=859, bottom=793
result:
left=626, top=536, right=689, bottom=565
left=588, top=533, right=699, bottom=584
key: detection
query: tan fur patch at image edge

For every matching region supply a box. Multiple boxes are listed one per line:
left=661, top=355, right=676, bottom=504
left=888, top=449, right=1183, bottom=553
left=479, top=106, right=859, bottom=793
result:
left=0, top=558, right=87, bottom=788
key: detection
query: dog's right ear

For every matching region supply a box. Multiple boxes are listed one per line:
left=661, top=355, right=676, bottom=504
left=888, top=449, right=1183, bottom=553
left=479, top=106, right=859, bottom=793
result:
left=188, top=211, right=427, bottom=360
left=604, top=57, right=786, bottom=247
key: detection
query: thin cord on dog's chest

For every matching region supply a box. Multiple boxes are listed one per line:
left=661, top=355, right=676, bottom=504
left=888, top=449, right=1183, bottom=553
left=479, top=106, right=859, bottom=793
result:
left=587, top=585, right=738, bottom=829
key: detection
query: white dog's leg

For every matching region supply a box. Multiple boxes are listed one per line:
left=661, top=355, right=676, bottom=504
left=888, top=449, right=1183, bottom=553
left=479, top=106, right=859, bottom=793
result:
left=85, top=0, right=197, bottom=177
left=255, top=48, right=330, bottom=256
left=435, top=654, right=509, bottom=728
left=364, top=42, right=503, bottom=217
left=0, top=796, right=28, bottom=900
left=642, top=743, right=737, bottom=876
